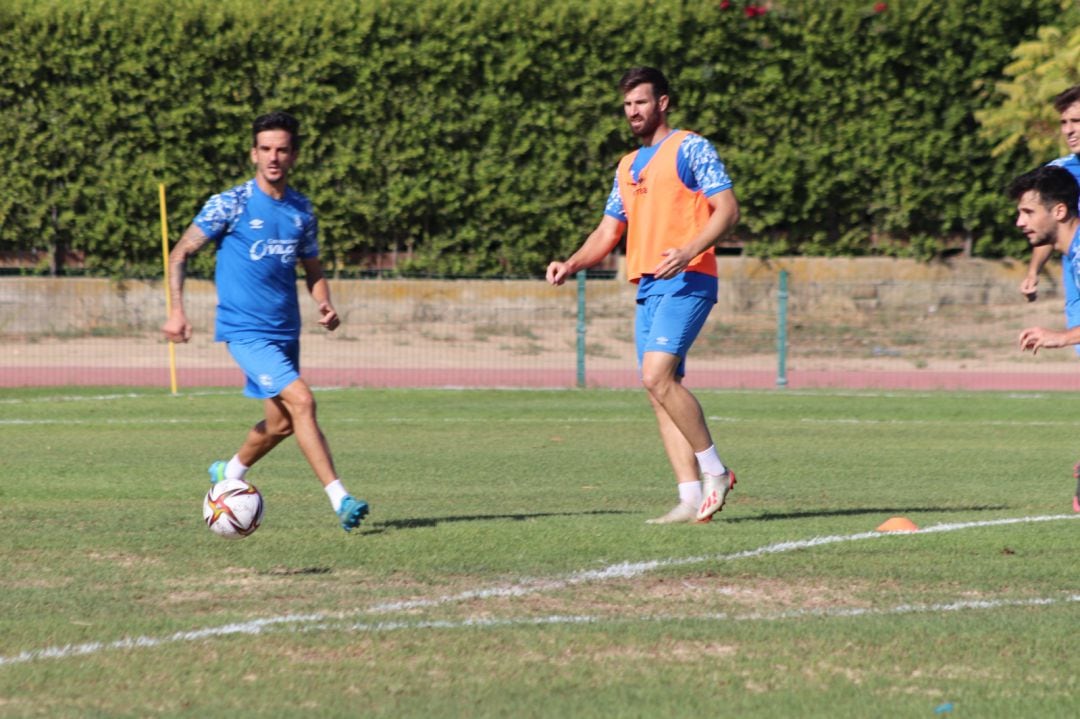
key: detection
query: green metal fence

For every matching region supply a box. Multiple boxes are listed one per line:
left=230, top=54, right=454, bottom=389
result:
left=0, top=272, right=1076, bottom=392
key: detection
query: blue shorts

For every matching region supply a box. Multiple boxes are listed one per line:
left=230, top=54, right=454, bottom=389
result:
left=226, top=339, right=301, bottom=399
left=635, top=294, right=714, bottom=377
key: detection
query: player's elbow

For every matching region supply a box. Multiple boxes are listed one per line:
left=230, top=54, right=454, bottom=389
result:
left=723, top=195, right=741, bottom=226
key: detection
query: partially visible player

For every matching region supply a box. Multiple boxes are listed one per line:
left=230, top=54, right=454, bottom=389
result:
left=1020, top=86, right=1080, bottom=334
left=546, top=67, right=740, bottom=524
left=161, top=111, right=369, bottom=532
left=1012, top=165, right=1080, bottom=512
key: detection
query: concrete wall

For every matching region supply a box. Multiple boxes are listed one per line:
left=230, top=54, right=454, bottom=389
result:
left=0, top=256, right=1040, bottom=336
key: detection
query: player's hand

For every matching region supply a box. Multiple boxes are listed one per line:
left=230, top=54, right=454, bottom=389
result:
left=162, top=311, right=192, bottom=343
left=546, top=261, right=571, bottom=286
left=1019, top=326, right=1063, bottom=355
left=653, top=248, right=691, bottom=279
left=1019, top=274, right=1039, bottom=302
left=317, top=302, right=340, bottom=331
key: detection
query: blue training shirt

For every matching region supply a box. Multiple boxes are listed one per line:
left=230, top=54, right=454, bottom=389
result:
left=1048, top=153, right=1080, bottom=184
left=1063, top=224, right=1080, bottom=304
left=193, top=179, right=319, bottom=342
left=603, top=131, right=733, bottom=303
left=603, top=131, right=732, bottom=222
left=1047, top=155, right=1080, bottom=342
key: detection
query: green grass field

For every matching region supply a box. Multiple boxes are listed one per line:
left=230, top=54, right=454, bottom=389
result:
left=1, top=386, right=1078, bottom=717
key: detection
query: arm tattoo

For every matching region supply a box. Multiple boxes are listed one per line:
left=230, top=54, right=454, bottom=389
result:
left=168, top=224, right=209, bottom=303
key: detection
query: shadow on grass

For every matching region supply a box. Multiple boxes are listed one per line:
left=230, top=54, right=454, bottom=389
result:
left=725, top=505, right=1009, bottom=523
left=367, top=509, right=632, bottom=532
left=259, top=566, right=333, bottom=576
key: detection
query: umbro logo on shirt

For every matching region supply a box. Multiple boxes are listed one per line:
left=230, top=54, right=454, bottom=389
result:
left=249, top=219, right=265, bottom=230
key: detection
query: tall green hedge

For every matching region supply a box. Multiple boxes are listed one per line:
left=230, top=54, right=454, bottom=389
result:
left=0, top=0, right=1063, bottom=277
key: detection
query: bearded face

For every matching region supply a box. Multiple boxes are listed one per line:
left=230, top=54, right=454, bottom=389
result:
left=623, top=84, right=668, bottom=140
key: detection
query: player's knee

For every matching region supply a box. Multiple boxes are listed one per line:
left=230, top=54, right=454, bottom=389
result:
left=284, top=389, right=316, bottom=418
left=641, top=370, right=673, bottom=398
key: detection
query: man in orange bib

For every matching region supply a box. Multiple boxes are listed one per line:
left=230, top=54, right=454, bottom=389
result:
left=546, top=67, right=741, bottom=524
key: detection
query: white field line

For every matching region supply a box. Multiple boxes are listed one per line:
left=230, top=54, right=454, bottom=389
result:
left=7, top=413, right=1080, bottom=428
left=2, top=513, right=1077, bottom=668
left=794, top=417, right=1080, bottom=428
left=0, top=389, right=238, bottom=405
left=361, top=514, right=1080, bottom=614
left=0, top=418, right=237, bottom=426
left=0, top=386, right=1062, bottom=407
left=310, top=592, right=1080, bottom=633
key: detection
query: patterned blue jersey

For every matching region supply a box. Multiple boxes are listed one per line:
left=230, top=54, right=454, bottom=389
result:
left=604, top=131, right=732, bottom=222
left=1048, top=153, right=1080, bottom=186
left=1047, top=155, right=1080, bottom=334
left=1064, top=225, right=1080, bottom=308
left=193, top=179, right=319, bottom=342
left=603, top=131, right=732, bottom=302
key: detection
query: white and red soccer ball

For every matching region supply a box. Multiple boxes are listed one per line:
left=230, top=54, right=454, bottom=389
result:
left=203, top=479, right=264, bottom=539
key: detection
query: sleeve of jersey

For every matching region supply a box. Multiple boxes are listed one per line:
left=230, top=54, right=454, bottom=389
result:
left=603, top=174, right=627, bottom=222
left=192, top=188, right=242, bottom=241
left=299, top=212, right=319, bottom=259
left=678, top=135, right=733, bottom=197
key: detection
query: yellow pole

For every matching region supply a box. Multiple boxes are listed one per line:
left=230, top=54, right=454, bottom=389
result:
left=159, top=183, right=179, bottom=395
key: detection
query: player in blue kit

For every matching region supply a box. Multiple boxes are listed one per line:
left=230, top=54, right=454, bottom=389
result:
left=1018, top=87, right=1080, bottom=510
left=1021, top=86, right=1080, bottom=326
left=547, top=68, right=740, bottom=525
left=161, top=111, right=369, bottom=532
left=1012, top=165, right=1080, bottom=513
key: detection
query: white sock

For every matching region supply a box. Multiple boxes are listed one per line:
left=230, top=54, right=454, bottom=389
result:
left=678, top=480, right=703, bottom=507
left=695, top=445, right=727, bottom=476
left=225, top=455, right=249, bottom=481
left=325, top=479, right=349, bottom=512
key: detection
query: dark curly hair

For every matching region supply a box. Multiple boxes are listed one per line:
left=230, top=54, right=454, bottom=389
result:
left=252, top=111, right=300, bottom=150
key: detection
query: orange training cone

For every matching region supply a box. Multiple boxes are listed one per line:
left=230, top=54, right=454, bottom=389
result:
left=876, top=516, right=918, bottom=532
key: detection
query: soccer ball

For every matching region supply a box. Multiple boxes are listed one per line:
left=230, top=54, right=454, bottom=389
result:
left=203, top=478, right=264, bottom=539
